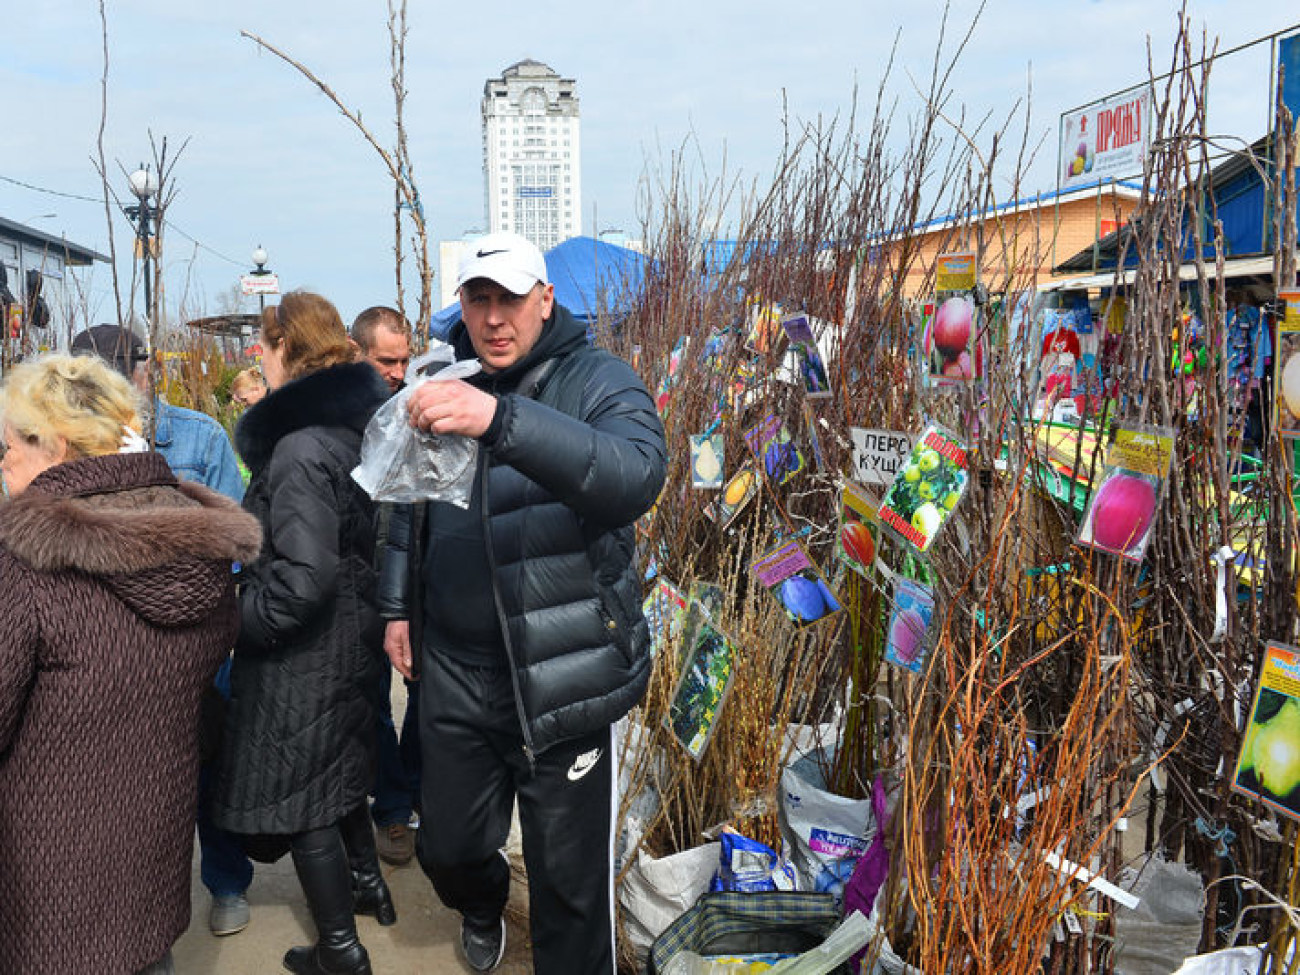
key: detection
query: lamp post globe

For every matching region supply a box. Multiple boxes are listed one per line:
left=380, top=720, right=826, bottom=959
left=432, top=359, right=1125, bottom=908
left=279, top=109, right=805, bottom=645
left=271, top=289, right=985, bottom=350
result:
left=126, top=165, right=158, bottom=339
left=128, top=167, right=158, bottom=201
left=249, top=245, right=272, bottom=314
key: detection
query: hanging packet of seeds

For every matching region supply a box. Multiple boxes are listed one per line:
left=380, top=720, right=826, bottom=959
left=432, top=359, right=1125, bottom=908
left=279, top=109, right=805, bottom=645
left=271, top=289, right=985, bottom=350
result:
left=708, top=465, right=759, bottom=529
left=744, top=413, right=806, bottom=487
left=877, top=423, right=970, bottom=554
left=665, top=607, right=738, bottom=762
left=1275, top=290, right=1300, bottom=438
left=654, top=335, right=689, bottom=414
left=835, top=481, right=881, bottom=578
left=781, top=312, right=832, bottom=399
left=884, top=575, right=936, bottom=674
left=802, top=401, right=826, bottom=471
left=745, top=298, right=784, bottom=355
left=690, top=434, right=724, bottom=489
left=1230, top=641, right=1300, bottom=824
left=642, top=578, right=687, bottom=659
left=751, top=538, right=843, bottom=628
left=1076, top=423, right=1174, bottom=564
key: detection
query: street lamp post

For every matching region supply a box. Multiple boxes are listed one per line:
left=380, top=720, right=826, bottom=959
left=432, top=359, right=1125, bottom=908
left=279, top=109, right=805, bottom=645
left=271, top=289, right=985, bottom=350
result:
left=125, top=166, right=159, bottom=334
left=250, top=245, right=271, bottom=315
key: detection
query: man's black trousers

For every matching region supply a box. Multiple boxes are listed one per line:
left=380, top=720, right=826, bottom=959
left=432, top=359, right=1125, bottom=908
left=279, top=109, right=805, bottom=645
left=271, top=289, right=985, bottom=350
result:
left=416, top=650, right=616, bottom=974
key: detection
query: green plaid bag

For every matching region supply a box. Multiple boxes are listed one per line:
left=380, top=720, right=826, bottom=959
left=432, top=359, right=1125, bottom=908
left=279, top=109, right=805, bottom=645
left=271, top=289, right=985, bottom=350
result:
left=647, top=890, right=847, bottom=974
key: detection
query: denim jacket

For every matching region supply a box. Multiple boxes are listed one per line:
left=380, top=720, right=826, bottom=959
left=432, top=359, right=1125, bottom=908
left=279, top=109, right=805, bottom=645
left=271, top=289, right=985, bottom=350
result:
left=153, top=399, right=244, bottom=503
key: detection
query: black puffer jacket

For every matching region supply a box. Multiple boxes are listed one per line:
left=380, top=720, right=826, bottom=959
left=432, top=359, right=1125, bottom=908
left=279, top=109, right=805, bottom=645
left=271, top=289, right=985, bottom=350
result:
left=213, top=361, right=389, bottom=835
left=379, top=305, right=666, bottom=755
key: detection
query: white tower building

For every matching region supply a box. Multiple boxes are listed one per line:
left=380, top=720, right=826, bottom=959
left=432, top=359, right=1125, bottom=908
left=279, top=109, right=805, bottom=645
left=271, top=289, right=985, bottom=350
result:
left=481, top=60, right=582, bottom=251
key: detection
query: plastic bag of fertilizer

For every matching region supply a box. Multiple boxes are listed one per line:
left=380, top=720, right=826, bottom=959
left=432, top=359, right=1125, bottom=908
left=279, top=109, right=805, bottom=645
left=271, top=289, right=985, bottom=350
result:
left=780, top=766, right=875, bottom=905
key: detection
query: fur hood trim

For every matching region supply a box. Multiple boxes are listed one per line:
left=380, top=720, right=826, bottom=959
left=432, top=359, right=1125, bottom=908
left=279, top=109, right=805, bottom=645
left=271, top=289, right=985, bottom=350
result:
left=0, top=453, right=262, bottom=575
left=235, top=361, right=388, bottom=473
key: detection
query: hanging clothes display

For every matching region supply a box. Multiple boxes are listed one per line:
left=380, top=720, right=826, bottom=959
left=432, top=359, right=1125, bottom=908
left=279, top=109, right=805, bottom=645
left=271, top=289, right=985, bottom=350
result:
left=1226, top=303, right=1271, bottom=446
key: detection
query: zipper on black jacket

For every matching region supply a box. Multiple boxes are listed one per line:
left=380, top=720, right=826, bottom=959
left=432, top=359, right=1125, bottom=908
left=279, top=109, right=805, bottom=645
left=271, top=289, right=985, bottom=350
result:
left=479, top=407, right=538, bottom=771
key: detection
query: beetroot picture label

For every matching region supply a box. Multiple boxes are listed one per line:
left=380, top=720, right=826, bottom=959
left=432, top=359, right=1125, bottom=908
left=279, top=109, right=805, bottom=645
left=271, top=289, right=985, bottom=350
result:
left=1076, top=424, right=1173, bottom=563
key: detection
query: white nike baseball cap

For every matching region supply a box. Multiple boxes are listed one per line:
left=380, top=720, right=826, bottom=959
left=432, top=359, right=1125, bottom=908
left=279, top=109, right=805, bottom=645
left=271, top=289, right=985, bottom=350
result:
left=456, top=232, right=550, bottom=295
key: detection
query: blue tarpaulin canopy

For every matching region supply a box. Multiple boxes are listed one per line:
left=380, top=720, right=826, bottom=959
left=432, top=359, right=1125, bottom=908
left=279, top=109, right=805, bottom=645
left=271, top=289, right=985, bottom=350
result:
left=430, top=235, right=646, bottom=340
left=547, top=235, right=646, bottom=321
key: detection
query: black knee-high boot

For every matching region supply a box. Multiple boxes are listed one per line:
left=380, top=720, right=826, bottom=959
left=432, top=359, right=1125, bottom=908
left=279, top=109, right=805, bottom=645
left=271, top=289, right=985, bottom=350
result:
left=284, top=825, right=373, bottom=975
left=340, top=804, right=397, bottom=926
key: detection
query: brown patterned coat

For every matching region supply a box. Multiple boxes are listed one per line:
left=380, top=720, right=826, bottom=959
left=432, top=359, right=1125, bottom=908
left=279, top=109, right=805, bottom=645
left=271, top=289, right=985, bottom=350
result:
left=0, top=452, right=261, bottom=975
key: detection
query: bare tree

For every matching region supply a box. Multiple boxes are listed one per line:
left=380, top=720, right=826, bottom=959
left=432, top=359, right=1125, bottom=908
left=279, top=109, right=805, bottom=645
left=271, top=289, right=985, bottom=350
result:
left=241, top=0, right=433, bottom=330
left=92, top=0, right=123, bottom=334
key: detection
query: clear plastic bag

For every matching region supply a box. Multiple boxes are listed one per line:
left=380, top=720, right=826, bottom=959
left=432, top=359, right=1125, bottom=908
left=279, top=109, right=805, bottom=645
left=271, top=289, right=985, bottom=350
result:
left=766, top=911, right=870, bottom=974
left=351, top=358, right=482, bottom=507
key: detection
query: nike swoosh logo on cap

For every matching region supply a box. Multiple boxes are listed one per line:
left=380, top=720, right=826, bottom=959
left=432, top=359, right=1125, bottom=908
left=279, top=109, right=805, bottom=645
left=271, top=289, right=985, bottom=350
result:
left=476, top=248, right=508, bottom=258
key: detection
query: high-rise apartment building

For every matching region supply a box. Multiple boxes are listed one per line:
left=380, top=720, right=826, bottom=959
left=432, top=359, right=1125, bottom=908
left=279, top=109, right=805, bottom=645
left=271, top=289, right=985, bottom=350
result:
left=481, top=60, right=581, bottom=251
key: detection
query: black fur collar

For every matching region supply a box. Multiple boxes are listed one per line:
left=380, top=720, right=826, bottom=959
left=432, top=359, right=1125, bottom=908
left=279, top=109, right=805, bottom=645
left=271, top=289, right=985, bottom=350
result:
left=235, top=361, right=388, bottom=473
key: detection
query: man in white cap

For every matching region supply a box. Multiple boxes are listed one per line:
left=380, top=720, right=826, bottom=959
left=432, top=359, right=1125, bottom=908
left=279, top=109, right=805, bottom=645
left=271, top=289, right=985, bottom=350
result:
left=377, top=232, right=665, bottom=973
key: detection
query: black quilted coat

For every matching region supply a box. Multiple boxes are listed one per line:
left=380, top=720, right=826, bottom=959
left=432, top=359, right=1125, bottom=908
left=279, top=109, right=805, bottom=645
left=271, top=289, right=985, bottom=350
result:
left=379, top=306, right=666, bottom=756
left=213, top=361, right=389, bottom=836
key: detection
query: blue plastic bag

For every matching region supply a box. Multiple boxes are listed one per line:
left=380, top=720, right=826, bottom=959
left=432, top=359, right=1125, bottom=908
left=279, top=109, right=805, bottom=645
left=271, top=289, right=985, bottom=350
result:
left=710, top=828, right=796, bottom=892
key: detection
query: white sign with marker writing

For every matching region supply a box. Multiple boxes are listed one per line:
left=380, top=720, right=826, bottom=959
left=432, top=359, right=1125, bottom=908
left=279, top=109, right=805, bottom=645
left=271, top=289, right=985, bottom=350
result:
left=849, top=428, right=916, bottom=487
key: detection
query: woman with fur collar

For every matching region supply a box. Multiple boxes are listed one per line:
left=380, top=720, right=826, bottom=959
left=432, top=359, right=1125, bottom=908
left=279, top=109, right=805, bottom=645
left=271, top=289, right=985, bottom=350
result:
left=211, top=292, right=392, bottom=975
left=0, top=354, right=262, bottom=975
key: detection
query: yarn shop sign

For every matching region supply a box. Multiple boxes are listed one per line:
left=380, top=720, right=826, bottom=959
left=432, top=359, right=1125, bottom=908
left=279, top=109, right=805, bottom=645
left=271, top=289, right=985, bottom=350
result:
left=1058, top=88, right=1151, bottom=191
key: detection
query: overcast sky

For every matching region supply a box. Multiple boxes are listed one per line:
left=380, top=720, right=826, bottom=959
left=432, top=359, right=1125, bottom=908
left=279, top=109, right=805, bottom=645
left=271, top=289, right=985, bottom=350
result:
left=2, top=1, right=1295, bottom=327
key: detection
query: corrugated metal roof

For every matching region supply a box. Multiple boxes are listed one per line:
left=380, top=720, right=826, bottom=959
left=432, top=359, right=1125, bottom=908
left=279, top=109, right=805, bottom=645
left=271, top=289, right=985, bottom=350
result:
left=910, top=179, right=1143, bottom=237
left=0, top=215, right=109, bottom=266
left=1040, top=254, right=1278, bottom=291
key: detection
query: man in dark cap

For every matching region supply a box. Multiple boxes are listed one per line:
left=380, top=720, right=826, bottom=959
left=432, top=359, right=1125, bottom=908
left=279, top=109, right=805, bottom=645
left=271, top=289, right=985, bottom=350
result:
left=72, top=325, right=243, bottom=497
left=70, top=323, right=147, bottom=369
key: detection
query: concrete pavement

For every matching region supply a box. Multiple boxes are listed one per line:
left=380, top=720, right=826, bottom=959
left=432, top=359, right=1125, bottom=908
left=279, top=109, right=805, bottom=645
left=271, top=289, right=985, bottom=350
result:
left=173, top=837, right=534, bottom=974
left=176, top=680, right=535, bottom=974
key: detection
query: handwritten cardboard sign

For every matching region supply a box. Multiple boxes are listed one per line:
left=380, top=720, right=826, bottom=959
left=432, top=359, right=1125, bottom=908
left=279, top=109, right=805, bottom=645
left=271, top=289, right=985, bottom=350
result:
left=850, top=428, right=916, bottom=487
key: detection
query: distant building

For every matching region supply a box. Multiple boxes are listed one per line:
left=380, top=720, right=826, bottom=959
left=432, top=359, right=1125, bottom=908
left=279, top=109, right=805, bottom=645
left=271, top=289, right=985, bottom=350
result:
left=481, top=59, right=581, bottom=251
left=869, top=181, right=1143, bottom=298
left=0, top=216, right=108, bottom=354
left=438, top=235, right=479, bottom=311
left=597, top=229, right=644, bottom=253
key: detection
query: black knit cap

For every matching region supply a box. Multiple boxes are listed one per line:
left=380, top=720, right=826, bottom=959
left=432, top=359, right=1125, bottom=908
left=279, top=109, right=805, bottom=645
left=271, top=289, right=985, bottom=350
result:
left=70, top=324, right=148, bottom=378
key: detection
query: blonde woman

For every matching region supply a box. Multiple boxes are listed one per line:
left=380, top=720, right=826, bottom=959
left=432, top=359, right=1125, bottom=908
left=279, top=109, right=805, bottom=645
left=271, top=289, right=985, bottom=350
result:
left=230, top=366, right=267, bottom=408
left=0, top=354, right=262, bottom=975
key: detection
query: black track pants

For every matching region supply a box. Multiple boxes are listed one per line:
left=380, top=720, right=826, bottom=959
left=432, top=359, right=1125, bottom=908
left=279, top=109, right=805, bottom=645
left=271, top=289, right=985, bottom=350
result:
left=416, top=650, right=616, bottom=975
